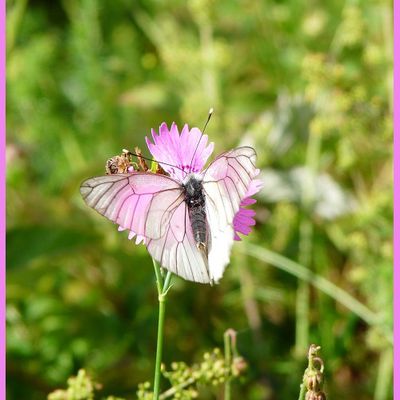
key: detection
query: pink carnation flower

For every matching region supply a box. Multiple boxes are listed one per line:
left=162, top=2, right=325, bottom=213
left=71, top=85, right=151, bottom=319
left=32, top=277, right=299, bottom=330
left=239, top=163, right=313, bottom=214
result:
left=145, top=122, right=214, bottom=181
left=144, top=122, right=261, bottom=241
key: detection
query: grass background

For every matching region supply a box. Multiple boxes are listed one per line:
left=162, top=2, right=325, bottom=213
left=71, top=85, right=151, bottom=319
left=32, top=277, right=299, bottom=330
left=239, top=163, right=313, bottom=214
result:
left=6, top=0, right=393, bottom=399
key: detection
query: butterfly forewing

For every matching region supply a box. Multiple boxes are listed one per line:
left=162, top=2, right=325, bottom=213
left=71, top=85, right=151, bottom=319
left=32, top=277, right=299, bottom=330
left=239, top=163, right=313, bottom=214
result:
left=202, top=146, right=257, bottom=229
left=201, top=146, right=258, bottom=282
left=80, top=173, right=184, bottom=240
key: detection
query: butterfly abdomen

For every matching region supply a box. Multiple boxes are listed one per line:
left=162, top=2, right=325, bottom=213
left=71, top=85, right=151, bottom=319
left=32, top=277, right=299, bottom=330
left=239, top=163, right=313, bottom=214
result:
left=183, top=175, right=208, bottom=252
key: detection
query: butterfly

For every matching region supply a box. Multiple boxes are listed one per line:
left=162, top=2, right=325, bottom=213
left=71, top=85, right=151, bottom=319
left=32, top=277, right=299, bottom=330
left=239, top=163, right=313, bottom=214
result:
left=80, top=145, right=258, bottom=284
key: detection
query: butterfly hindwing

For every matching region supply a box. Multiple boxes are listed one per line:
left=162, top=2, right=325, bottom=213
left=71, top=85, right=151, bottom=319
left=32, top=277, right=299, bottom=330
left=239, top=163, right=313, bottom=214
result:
left=147, top=201, right=211, bottom=283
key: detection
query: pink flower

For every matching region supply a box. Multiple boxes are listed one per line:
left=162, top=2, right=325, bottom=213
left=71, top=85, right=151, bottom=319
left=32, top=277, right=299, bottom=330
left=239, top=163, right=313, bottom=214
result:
left=145, top=122, right=261, bottom=241
left=145, top=122, right=214, bottom=181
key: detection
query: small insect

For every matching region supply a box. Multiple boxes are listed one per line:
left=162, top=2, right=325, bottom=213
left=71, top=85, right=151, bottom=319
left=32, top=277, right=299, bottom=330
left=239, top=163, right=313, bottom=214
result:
left=133, top=147, right=149, bottom=172
left=105, top=149, right=134, bottom=175
left=81, top=113, right=259, bottom=284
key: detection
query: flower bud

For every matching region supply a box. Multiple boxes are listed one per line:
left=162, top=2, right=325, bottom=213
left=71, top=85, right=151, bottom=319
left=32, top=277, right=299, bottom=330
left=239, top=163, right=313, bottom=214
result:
left=232, top=356, right=248, bottom=377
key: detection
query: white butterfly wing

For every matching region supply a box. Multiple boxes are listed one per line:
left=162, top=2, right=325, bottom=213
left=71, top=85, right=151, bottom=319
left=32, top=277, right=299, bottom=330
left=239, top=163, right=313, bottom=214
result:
left=205, top=206, right=234, bottom=283
left=202, top=146, right=258, bottom=282
left=81, top=172, right=211, bottom=283
left=147, top=201, right=211, bottom=283
left=80, top=173, right=184, bottom=240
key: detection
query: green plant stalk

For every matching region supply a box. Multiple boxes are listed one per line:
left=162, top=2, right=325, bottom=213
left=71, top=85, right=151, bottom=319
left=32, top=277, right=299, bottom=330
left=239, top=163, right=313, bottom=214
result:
left=297, top=355, right=308, bottom=400
left=224, top=331, right=232, bottom=400
left=153, top=294, right=166, bottom=400
left=159, top=377, right=196, bottom=400
left=296, top=219, right=313, bottom=356
left=6, top=0, right=28, bottom=55
left=242, top=243, right=393, bottom=344
left=296, top=128, right=321, bottom=356
left=298, top=382, right=306, bottom=400
left=153, top=258, right=163, bottom=294
left=382, top=3, right=393, bottom=115
left=152, top=259, right=173, bottom=400
left=374, top=346, right=393, bottom=400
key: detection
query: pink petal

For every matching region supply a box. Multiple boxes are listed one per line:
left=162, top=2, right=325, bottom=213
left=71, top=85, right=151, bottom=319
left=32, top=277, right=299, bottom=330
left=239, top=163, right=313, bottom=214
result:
left=233, top=178, right=263, bottom=241
left=234, top=232, right=242, bottom=241
left=146, top=123, right=214, bottom=181
left=241, top=198, right=257, bottom=206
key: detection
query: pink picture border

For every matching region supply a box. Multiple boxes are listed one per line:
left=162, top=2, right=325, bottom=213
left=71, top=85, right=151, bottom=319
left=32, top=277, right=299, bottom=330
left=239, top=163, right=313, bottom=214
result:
left=1, top=0, right=5, bottom=398
left=0, top=1, right=397, bottom=399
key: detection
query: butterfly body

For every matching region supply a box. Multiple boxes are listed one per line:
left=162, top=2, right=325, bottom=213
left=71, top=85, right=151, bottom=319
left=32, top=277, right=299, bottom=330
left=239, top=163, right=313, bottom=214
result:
left=183, top=174, right=208, bottom=255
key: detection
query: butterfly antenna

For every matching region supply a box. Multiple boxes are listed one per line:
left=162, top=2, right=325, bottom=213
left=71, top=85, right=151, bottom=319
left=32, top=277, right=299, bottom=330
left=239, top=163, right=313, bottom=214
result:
left=188, top=108, right=214, bottom=172
left=128, top=109, right=213, bottom=176
left=202, top=107, right=214, bottom=133
left=127, top=151, right=187, bottom=174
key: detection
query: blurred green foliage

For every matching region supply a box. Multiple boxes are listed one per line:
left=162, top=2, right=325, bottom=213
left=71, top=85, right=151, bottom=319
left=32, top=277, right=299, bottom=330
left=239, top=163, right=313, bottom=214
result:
left=6, top=0, right=392, bottom=399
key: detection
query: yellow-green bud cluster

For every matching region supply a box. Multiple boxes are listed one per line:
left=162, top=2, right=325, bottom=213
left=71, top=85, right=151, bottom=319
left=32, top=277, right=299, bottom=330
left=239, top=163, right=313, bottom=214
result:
left=302, top=345, right=327, bottom=400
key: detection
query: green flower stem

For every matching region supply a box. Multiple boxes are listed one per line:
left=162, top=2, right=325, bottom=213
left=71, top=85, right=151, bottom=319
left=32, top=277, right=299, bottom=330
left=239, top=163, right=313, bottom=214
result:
left=162, top=270, right=173, bottom=293
left=152, top=259, right=173, bottom=400
left=296, top=127, right=321, bottom=356
left=153, top=258, right=163, bottom=294
left=153, top=294, right=166, bottom=400
left=159, top=377, right=196, bottom=400
left=297, top=382, right=306, bottom=400
left=374, top=346, right=393, bottom=400
left=296, top=219, right=312, bottom=356
left=224, top=331, right=233, bottom=400
left=7, top=0, right=28, bottom=54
